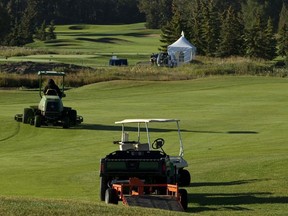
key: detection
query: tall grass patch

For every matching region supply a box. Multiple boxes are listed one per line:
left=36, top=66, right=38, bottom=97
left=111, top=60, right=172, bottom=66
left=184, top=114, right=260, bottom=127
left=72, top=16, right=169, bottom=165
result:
left=1, top=56, right=287, bottom=88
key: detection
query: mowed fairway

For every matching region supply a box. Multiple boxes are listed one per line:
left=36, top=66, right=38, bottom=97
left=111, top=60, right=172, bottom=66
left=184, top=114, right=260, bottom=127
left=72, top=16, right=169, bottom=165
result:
left=0, top=76, right=287, bottom=215
left=0, top=23, right=161, bottom=67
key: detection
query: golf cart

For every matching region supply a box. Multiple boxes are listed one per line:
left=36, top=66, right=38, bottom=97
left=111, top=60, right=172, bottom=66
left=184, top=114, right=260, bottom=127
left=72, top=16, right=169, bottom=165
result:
left=14, top=71, right=83, bottom=128
left=156, top=52, right=177, bottom=67
left=99, top=119, right=191, bottom=202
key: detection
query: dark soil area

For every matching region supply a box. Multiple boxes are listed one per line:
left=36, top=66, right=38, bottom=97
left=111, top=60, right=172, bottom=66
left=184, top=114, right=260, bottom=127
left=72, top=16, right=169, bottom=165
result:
left=0, top=62, right=92, bottom=74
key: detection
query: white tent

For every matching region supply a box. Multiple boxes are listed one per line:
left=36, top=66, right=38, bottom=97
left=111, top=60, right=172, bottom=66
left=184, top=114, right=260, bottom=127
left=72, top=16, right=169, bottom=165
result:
left=167, top=32, right=196, bottom=66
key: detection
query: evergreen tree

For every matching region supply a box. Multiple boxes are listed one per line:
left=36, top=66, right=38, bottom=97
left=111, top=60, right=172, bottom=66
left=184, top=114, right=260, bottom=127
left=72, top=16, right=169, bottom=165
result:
left=0, top=3, right=10, bottom=44
left=263, top=0, right=283, bottom=31
left=241, top=0, right=265, bottom=30
left=278, top=1, right=288, bottom=31
left=263, top=18, right=277, bottom=60
left=244, top=12, right=267, bottom=59
left=6, top=0, right=39, bottom=45
left=277, top=23, right=288, bottom=58
left=159, top=4, right=184, bottom=51
left=138, top=0, right=173, bottom=29
left=34, top=20, right=47, bottom=41
left=7, top=19, right=22, bottom=46
left=47, top=20, right=56, bottom=40
left=188, top=0, right=205, bottom=55
left=201, top=0, right=220, bottom=56
left=217, top=6, right=244, bottom=57
left=20, top=0, right=38, bottom=44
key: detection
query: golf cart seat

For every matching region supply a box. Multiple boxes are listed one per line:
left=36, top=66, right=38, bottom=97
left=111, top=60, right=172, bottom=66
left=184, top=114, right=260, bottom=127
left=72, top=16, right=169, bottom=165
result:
left=45, top=89, right=58, bottom=96
left=119, top=141, right=138, bottom=151
left=136, top=143, right=149, bottom=151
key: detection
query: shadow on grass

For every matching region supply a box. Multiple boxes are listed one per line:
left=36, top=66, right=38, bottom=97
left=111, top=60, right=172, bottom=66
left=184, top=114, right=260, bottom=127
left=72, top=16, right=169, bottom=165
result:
left=190, top=130, right=258, bottom=134
left=78, top=124, right=258, bottom=135
left=78, top=123, right=194, bottom=133
left=189, top=192, right=288, bottom=206
left=66, top=32, right=152, bottom=38
left=187, top=179, right=288, bottom=213
left=227, top=131, right=258, bottom=134
left=190, top=179, right=261, bottom=187
left=76, top=37, right=130, bottom=44
left=188, top=206, right=251, bottom=213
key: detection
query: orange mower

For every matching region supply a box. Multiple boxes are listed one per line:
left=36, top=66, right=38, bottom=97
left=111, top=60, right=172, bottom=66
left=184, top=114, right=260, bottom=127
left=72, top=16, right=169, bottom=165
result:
left=104, top=177, right=188, bottom=212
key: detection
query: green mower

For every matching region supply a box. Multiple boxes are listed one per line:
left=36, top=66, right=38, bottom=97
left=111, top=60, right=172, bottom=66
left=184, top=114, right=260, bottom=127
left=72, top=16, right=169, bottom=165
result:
left=14, top=71, right=83, bottom=128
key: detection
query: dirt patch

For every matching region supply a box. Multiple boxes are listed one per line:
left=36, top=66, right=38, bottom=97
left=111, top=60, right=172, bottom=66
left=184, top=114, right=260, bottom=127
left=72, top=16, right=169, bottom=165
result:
left=0, top=62, right=93, bottom=74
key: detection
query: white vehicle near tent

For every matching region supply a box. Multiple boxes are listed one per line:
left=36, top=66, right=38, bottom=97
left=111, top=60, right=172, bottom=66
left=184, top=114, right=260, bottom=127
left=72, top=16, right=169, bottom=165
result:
left=167, top=31, right=196, bottom=66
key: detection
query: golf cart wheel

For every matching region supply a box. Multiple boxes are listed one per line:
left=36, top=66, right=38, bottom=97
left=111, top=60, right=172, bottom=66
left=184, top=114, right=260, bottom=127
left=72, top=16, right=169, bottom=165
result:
left=100, top=176, right=108, bottom=201
left=105, top=188, right=118, bottom=205
left=23, top=108, right=34, bottom=124
left=178, top=169, right=191, bottom=187
left=34, top=115, right=41, bottom=127
left=179, top=189, right=188, bottom=210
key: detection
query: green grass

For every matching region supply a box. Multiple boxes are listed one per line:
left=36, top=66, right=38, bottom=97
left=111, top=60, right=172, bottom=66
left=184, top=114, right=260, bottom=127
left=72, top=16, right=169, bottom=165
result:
left=0, top=23, right=160, bottom=67
left=0, top=76, right=287, bottom=215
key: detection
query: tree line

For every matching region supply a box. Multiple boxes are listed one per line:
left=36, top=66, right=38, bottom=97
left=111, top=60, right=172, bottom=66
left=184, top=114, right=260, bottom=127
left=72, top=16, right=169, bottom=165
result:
left=139, top=0, right=288, bottom=60
left=0, top=0, right=287, bottom=60
left=0, top=0, right=144, bottom=46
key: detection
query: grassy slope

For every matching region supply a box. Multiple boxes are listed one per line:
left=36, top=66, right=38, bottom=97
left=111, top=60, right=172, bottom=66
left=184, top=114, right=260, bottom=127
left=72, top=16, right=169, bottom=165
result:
left=0, top=76, right=287, bottom=215
left=0, top=23, right=161, bottom=67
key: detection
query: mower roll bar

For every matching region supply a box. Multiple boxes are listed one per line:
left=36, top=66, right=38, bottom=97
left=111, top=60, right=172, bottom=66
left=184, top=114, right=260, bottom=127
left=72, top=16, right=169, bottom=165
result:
left=38, top=71, right=65, bottom=98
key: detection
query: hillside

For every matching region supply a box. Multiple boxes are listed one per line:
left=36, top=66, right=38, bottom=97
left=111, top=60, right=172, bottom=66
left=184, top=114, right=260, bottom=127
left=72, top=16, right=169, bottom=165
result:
left=1, top=77, right=287, bottom=215
left=0, top=23, right=161, bottom=68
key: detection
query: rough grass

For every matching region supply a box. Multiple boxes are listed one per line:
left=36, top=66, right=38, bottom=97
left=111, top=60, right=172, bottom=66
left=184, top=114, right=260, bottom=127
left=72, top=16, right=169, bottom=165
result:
left=0, top=23, right=287, bottom=88
left=0, top=76, right=287, bottom=215
left=1, top=56, right=287, bottom=88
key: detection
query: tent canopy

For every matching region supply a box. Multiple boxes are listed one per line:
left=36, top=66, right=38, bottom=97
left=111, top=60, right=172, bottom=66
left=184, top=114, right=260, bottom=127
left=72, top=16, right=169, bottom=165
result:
left=167, top=32, right=196, bottom=65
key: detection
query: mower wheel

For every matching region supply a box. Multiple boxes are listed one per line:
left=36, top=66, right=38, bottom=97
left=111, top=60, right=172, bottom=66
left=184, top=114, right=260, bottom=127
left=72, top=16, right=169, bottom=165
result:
left=63, top=116, right=70, bottom=129
left=69, top=110, right=77, bottom=126
left=34, top=115, right=41, bottom=127
left=23, top=108, right=34, bottom=124
left=14, top=114, right=23, bottom=122
left=105, top=188, right=118, bottom=205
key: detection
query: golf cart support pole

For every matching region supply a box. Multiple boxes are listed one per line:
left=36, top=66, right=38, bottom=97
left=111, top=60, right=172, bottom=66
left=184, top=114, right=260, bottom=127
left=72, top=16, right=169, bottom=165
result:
left=145, top=122, right=151, bottom=148
left=176, top=120, right=184, bottom=157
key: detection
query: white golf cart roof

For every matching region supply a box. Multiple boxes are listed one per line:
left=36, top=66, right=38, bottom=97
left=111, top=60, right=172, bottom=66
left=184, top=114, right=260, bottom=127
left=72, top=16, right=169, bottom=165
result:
left=115, top=118, right=184, bottom=157
left=115, top=119, right=179, bottom=124
left=38, top=71, right=65, bottom=76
